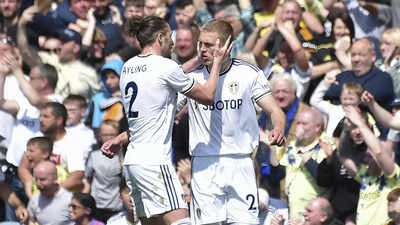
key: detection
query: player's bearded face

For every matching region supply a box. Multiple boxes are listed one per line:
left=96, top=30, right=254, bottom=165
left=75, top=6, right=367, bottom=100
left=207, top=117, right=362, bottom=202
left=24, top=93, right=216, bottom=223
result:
left=161, top=31, right=174, bottom=58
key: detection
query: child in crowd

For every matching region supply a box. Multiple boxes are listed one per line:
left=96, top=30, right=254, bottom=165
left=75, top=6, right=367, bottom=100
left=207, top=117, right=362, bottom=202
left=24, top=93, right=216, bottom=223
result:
left=86, top=60, right=125, bottom=131
left=63, top=94, right=96, bottom=162
left=18, top=137, right=68, bottom=199
left=83, top=120, right=123, bottom=222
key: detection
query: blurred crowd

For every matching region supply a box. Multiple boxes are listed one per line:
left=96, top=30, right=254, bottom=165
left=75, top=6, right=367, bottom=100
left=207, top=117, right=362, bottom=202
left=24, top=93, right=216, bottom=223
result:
left=0, top=0, right=400, bottom=224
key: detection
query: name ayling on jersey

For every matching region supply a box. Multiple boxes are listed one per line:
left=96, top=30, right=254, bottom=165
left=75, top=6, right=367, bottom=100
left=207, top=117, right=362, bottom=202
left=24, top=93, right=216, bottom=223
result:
left=122, top=64, right=148, bottom=74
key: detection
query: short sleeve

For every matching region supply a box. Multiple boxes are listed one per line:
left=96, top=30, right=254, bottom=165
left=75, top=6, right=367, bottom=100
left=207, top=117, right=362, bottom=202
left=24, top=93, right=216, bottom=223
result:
left=253, top=70, right=272, bottom=102
left=164, top=64, right=195, bottom=94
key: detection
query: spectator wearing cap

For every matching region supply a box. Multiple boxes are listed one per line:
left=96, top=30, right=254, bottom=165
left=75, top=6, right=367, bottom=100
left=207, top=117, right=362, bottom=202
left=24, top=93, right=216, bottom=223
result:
left=86, top=59, right=124, bottom=130
left=17, top=6, right=101, bottom=99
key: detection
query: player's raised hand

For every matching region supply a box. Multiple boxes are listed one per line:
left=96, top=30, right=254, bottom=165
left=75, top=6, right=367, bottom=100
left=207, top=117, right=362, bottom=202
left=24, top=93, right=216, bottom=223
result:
left=101, top=136, right=122, bottom=158
left=213, top=35, right=233, bottom=64
left=269, top=127, right=284, bottom=146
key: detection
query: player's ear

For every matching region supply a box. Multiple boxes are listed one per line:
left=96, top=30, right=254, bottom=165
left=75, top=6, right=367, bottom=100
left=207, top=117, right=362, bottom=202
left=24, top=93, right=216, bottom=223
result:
left=156, top=32, right=163, bottom=46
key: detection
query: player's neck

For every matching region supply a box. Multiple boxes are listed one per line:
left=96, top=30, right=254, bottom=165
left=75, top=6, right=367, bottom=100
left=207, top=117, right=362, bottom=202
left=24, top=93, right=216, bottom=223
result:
left=209, top=58, right=232, bottom=74
left=141, top=46, right=161, bottom=56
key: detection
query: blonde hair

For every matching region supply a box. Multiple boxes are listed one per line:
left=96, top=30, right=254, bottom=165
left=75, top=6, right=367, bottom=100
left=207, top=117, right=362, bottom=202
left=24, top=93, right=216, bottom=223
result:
left=341, top=82, right=363, bottom=98
left=381, top=28, right=400, bottom=48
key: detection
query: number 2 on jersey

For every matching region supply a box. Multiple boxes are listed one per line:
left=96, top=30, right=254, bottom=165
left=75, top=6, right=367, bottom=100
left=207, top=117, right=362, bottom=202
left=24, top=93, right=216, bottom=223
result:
left=125, top=81, right=139, bottom=118
left=246, top=194, right=257, bottom=210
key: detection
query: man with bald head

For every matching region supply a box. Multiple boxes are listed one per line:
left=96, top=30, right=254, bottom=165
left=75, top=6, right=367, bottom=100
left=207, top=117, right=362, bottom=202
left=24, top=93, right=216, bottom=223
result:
left=324, top=38, right=395, bottom=137
left=276, top=109, right=335, bottom=219
left=303, top=197, right=343, bottom=225
left=27, top=161, right=73, bottom=225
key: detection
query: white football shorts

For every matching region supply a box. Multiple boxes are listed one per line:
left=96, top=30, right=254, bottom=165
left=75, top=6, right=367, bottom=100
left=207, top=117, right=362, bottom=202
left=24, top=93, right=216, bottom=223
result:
left=123, top=163, right=188, bottom=218
left=190, top=154, right=259, bottom=225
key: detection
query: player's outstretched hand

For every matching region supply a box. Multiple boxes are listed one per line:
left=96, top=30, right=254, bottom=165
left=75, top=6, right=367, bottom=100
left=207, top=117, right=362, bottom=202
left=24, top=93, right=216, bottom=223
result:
left=101, top=136, right=121, bottom=158
left=213, top=35, right=233, bottom=64
left=177, top=158, right=191, bottom=185
left=269, top=127, right=284, bottom=146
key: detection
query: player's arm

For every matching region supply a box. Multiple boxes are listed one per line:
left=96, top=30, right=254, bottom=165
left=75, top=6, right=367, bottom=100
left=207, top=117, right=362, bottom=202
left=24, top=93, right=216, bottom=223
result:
left=184, top=37, right=232, bottom=105
left=256, top=94, right=286, bottom=145
left=82, top=177, right=92, bottom=194
left=61, top=171, right=84, bottom=192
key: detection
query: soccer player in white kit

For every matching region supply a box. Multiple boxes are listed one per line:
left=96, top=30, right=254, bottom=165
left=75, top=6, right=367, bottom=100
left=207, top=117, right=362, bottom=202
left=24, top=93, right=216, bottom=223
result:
left=101, top=16, right=232, bottom=225
left=182, top=20, right=286, bottom=225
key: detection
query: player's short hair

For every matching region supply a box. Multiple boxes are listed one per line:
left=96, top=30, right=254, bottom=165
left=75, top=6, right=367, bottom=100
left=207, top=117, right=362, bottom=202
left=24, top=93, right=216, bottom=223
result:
left=126, top=16, right=170, bottom=49
left=63, top=94, right=88, bottom=109
left=43, top=102, right=68, bottom=127
left=27, top=136, right=53, bottom=155
left=341, top=82, right=363, bottom=98
left=36, top=63, right=58, bottom=90
left=201, top=20, right=233, bottom=46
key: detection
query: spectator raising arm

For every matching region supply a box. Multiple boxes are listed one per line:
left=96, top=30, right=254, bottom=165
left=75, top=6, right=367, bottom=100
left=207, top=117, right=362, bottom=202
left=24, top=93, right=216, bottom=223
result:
left=3, top=53, right=51, bottom=107
left=277, top=20, right=309, bottom=72
left=362, top=90, right=400, bottom=130
left=0, top=68, right=19, bottom=116
left=17, top=6, right=42, bottom=69
left=344, top=105, right=395, bottom=176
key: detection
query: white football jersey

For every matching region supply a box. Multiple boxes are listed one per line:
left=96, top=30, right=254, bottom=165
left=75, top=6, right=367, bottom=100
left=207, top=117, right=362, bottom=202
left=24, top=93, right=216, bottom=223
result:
left=120, top=54, right=194, bottom=165
left=187, top=59, right=271, bottom=156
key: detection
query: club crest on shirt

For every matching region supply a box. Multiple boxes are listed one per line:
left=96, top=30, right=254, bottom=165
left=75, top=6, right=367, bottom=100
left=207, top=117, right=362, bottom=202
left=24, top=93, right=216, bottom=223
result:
left=228, top=82, right=239, bottom=95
